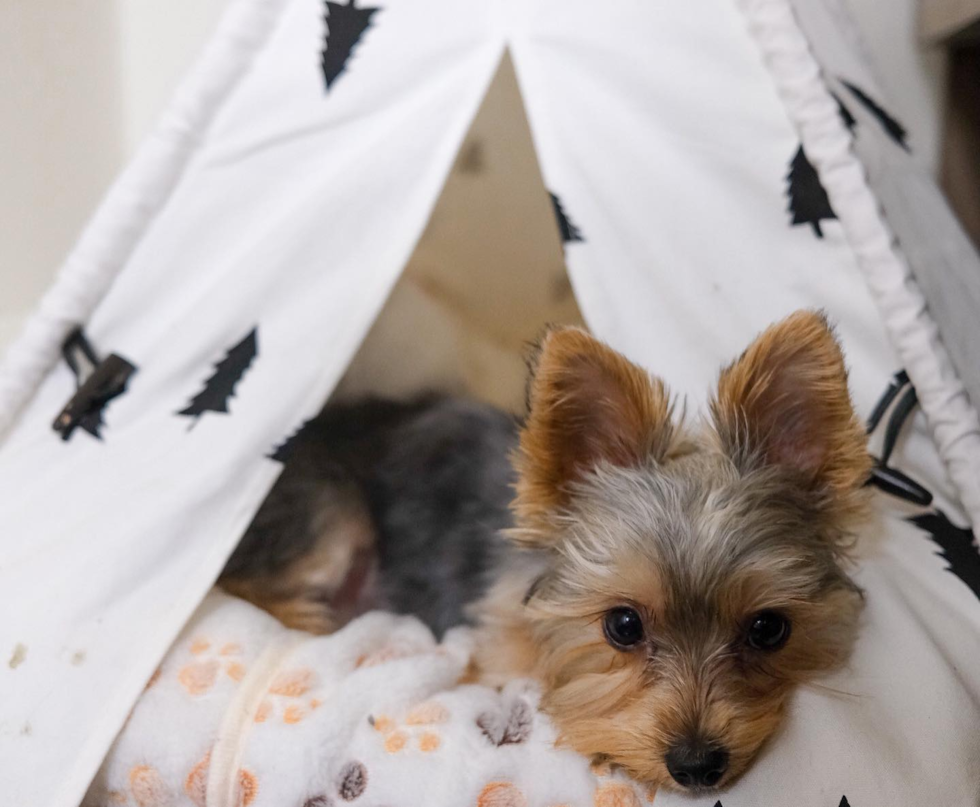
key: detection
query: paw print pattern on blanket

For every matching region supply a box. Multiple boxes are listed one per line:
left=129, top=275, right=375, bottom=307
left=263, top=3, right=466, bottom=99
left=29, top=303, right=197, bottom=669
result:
left=102, top=765, right=172, bottom=807
left=476, top=698, right=533, bottom=746
left=184, top=752, right=210, bottom=807
left=105, top=761, right=257, bottom=807
left=593, top=783, right=644, bottom=807
left=475, top=781, right=575, bottom=807
left=301, top=760, right=368, bottom=805
left=354, top=639, right=432, bottom=669
left=88, top=599, right=659, bottom=807
left=254, top=666, right=323, bottom=725
left=184, top=750, right=259, bottom=807
left=337, top=761, right=368, bottom=800
left=370, top=699, right=450, bottom=754
left=177, top=637, right=246, bottom=695
left=477, top=782, right=527, bottom=807
left=128, top=766, right=171, bottom=807
left=590, top=760, right=654, bottom=806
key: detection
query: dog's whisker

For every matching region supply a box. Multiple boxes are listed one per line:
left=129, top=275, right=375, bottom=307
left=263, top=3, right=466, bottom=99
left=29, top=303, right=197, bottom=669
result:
left=800, top=681, right=862, bottom=700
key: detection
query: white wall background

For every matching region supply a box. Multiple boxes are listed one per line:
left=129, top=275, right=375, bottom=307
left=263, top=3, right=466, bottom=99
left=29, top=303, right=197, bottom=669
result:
left=0, top=0, right=227, bottom=350
left=0, top=0, right=947, bottom=354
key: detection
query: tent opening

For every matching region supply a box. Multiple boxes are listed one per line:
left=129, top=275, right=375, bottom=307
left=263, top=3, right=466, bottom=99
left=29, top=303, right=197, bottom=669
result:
left=330, top=53, right=585, bottom=415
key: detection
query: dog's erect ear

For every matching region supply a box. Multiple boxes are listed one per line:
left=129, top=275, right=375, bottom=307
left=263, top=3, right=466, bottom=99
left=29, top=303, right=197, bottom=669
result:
left=514, top=327, right=674, bottom=534
left=711, top=311, right=870, bottom=501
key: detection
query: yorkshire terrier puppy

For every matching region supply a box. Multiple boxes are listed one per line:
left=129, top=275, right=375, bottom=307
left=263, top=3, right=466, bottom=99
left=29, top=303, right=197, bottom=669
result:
left=221, top=310, right=871, bottom=791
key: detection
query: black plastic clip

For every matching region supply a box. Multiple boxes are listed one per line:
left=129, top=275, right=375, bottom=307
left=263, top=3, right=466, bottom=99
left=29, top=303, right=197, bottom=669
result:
left=865, top=370, right=932, bottom=507
left=53, top=329, right=136, bottom=440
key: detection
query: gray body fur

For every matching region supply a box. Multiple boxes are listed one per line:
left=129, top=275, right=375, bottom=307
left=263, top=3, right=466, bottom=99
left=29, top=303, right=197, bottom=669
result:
left=223, top=395, right=518, bottom=636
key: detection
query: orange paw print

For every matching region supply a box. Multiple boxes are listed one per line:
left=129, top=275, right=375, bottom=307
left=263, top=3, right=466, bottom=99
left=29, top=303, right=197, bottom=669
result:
left=474, top=782, right=568, bottom=807
left=253, top=666, right=322, bottom=726
left=184, top=750, right=258, bottom=807
left=476, top=782, right=527, bottom=807
left=177, top=638, right=246, bottom=696
left=184, top=753, right=209, bottom=807
left=370, top=700, right=449, bottom=754
left=590, top=763, right=652, bottom=807
left=593, top=783, right=645, bottom=807
left=104, top=765, right=172, bottom=807
left=354, top=641, right=425, bottom=669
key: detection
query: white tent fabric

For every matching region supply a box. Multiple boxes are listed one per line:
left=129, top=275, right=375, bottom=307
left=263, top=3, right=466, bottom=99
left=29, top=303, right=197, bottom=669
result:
left=0, top=0, right=978, bottom=804
left=746, top=0, right=980, bottom=525
left=790, top=0, right=980, bottom=422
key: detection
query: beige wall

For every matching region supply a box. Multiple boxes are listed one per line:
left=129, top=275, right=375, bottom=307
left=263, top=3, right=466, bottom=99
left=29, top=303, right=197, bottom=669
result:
left=1, top=2, right=123, bottom=347
left=0, top=0, right=227, bottom=350
left=0, top=0, right=946, bottom=355
left=114, top=2, right=229, bottom=152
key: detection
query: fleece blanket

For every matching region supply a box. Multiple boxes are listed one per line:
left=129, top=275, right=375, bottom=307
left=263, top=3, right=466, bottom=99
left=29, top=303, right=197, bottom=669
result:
left=83, top=591, right=643, bottom=807
left=84, top=483, right=980, bottom=807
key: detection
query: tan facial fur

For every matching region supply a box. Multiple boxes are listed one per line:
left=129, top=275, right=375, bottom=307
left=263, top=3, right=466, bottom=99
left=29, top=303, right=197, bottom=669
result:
left=221, top=487, right=376, bottom=634
left=475, top=312, right=871, bottom=791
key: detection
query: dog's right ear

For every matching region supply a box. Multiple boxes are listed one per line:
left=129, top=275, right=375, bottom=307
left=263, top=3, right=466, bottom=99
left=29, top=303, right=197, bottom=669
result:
left=710, top=310, right=870, bottom=526
left=513, top=327, right=674, bottom=541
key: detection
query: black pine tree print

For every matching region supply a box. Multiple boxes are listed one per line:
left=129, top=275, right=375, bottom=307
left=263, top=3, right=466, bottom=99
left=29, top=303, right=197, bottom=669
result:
left=841, top=80, right=910, bottom=151
left=321, top=0, right=380, bottom=90
left=549, top=192, right=584, bottom=246
left=177, top=328, right=258, bottom=426
left=268, top=418, right=312, bottom=463
left=786, top=145, right=836, bottom=238
left=909, top=509, right=980, bottom=601
left=832, top=92, right=857, bottom=132
left=839, top=798, right=851, bottom=807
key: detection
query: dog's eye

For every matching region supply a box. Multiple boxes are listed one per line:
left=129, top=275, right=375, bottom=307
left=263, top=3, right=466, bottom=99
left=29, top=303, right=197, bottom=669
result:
left=746, top=610, right=791, bottom=651
left=603, top=607, right=644, bottom=649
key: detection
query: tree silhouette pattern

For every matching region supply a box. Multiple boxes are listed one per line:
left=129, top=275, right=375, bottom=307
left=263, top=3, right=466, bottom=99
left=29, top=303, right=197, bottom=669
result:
left=832, top=92, right=857, bottom=132
left=321, top=0, right=381, bottom=90
left=786, top=145, right=836, bottom=238
left=549, top=192, right=584, bottom=247
left=268, top=417, right=313, bottom=463
left=784, top=91, right=869, bottom=238
left=178, top=328, right=258, bottom=426
left=841, top=80, right=909, bottom=151
left=909, top=509, right=980, bottom=602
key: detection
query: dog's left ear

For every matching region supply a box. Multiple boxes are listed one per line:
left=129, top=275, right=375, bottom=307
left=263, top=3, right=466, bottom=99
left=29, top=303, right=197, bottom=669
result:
left=711, top=310, right=870, bottom=501
left=514, top=326, right=674, bottom=539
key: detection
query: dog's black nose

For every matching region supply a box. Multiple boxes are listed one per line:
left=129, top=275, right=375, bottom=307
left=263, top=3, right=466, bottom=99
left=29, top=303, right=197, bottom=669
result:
left=665, top=743, right=729, bottom=788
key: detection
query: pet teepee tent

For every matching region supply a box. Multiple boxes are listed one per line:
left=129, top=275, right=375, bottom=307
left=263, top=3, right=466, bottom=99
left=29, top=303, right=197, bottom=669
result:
left=1, top=0, right=979, bottom=804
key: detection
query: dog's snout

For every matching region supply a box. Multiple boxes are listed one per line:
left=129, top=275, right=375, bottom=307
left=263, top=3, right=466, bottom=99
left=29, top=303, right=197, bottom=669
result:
left=665, top=743, right=729, bottom=788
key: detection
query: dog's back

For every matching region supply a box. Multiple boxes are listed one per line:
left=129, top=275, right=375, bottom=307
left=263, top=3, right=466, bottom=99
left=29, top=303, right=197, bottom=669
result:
left=221, top=395, right=518, bottom=636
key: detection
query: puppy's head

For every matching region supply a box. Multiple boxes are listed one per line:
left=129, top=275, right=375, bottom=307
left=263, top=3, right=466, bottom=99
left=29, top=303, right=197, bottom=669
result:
left=510, top=311, right=870, bottom=791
